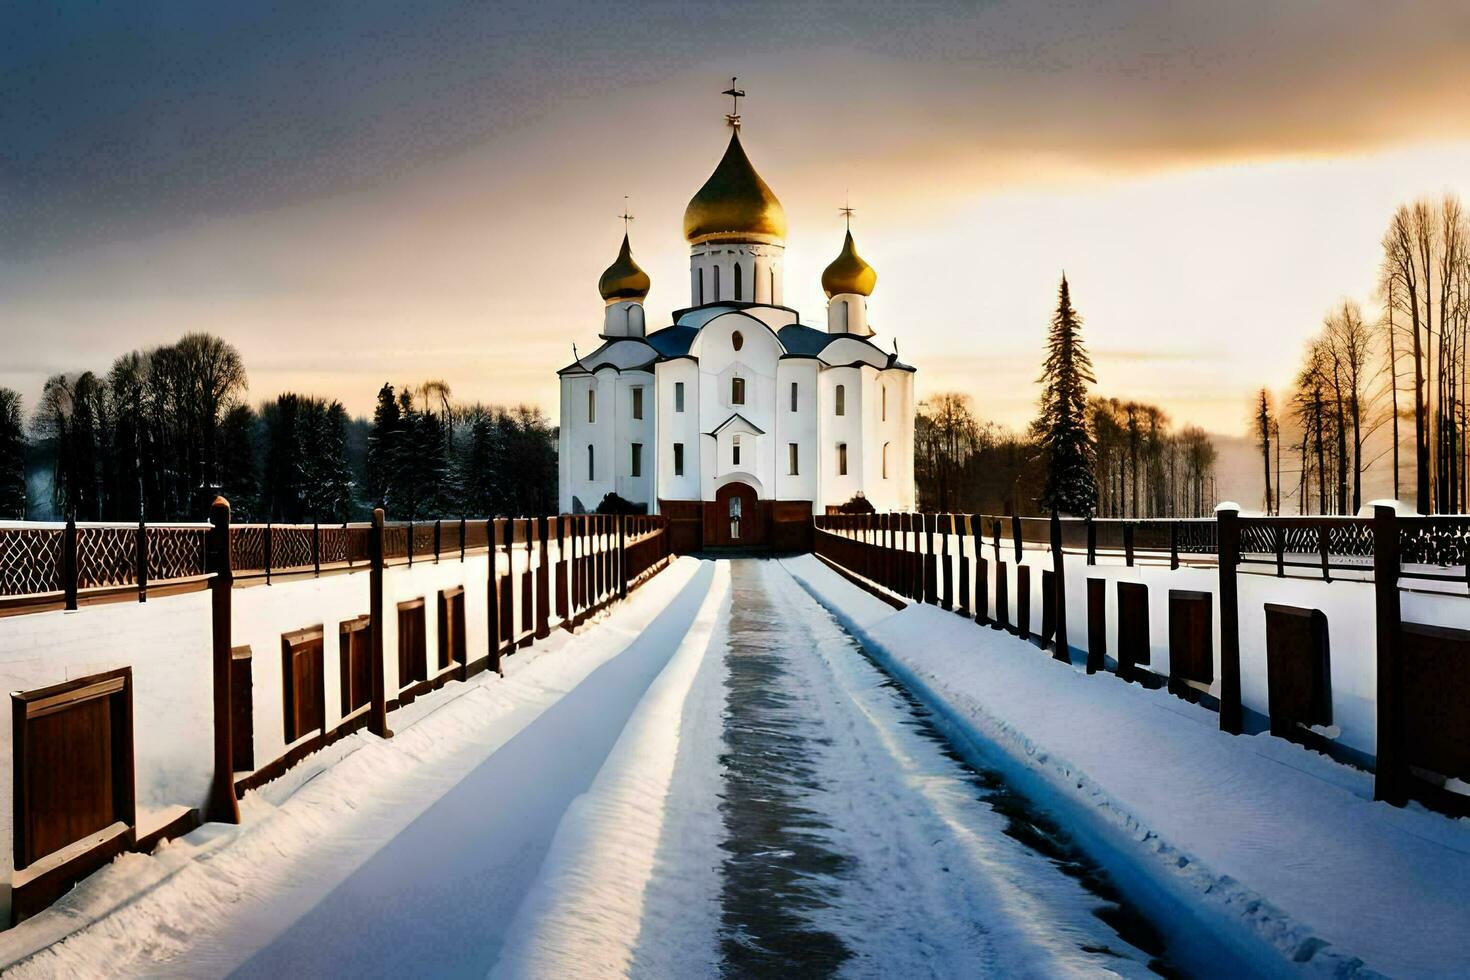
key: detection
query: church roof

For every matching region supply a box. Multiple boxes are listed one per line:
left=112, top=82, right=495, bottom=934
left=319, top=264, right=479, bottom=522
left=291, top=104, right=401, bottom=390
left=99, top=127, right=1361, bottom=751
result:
left=560, top=315, right=915, bottom=373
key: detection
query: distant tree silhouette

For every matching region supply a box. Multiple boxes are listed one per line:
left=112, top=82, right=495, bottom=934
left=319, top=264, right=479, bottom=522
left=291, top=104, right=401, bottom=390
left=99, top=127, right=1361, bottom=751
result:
left=1033, top=274, right=1097, bottom=516
left=0, top=389, right=27, bottom=519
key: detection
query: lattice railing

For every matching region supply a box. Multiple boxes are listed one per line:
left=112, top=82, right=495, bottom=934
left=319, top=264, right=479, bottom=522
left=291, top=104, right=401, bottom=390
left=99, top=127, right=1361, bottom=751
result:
left=0, top=528, right=63, bottom=596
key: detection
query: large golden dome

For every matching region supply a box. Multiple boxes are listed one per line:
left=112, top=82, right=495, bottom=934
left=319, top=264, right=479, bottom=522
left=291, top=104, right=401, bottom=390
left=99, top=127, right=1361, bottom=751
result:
left=598, top=233, right=651, bottom=303
left=683, top=130, right=787, bottom=246
left=821, top=229, right=877, bottom=297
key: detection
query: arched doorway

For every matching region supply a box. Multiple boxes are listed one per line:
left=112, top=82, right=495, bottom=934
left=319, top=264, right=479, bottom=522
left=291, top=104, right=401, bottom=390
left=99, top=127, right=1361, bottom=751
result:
left=711, top=482, right=764, bottom=548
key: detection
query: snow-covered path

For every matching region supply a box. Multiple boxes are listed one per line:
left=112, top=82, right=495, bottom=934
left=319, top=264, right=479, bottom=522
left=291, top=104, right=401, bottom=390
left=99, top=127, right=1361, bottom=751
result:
left=497, top=558, right=1169, bottom=978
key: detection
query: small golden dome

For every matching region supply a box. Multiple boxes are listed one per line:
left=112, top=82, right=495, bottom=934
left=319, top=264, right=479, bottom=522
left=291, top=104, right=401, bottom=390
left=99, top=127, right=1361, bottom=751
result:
left=598, top=233, right=651, bottom=304
left=822, top=229, right=877, bottom=298
left=683, top=130, right=787, bottom=246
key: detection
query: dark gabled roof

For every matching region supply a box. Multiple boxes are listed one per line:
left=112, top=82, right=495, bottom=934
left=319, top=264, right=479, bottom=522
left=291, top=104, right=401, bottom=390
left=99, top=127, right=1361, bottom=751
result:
left=775, top=322, right=833, bottom=356
left=645, top=325, right=699, bottom=358
left=707, top=412, right=765, bottom=436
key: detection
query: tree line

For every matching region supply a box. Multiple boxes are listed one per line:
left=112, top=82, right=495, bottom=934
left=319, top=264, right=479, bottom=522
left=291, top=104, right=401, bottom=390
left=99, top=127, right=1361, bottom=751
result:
left=916, top=276, right=1216, bottom=518
left=11, top=333, right=557, bottom=523
left=1250, top=193, right=1470, bottom=515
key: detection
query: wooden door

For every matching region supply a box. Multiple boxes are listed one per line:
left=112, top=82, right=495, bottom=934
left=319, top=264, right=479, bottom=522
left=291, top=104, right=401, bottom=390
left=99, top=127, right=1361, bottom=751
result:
left=398, top=600, right=427, bottom=693
left=439, top=588, right=466, bottom=671
left=339, top=618, right=372, bottom=715
left=281, top=628, right=324, bottom=744
left=712, top=483, right=763, bottom=547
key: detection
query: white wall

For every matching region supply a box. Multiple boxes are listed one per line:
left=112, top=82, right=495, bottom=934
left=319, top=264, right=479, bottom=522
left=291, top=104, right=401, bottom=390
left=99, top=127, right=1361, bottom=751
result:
left=689, top=242, right=784, bottom=306
left=0, top=592, right=215, bottom=886
left=654, top=360, right=701, bottom=503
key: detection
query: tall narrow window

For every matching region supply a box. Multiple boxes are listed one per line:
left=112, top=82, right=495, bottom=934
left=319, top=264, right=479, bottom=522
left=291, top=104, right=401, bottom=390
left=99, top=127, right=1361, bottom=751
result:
left=835, top=384, right=846, bottom=416
left=632, top=386, right=644, bottom=420
left=732, top=377, right=746, bottom=405
left=838, top=442, right=848, bottom=476
left=674, top=442, right=685, bottom=476
left=790, top=381, right=798, bottom=412
left=674, top=381, right=685, bottom=413
left=698, top=268, right=705, bottom=305
left=770, top=267, right=776, bottom=301
left=881, top=385, right=887, bottom=421
left=587, top=389, right=596, bottom=424
left=631, top=443, right=643, bottom=477
left=714, top=265, right=721, bottom=301
left=587, top=444, right=595, bottom=480
left=882, top=441, right=890, bottom=479
left=732, top=435, right=741, bottom=467
left=788, top=442, right=799, bottom=476
left=734, top=262, right=743, bottom=301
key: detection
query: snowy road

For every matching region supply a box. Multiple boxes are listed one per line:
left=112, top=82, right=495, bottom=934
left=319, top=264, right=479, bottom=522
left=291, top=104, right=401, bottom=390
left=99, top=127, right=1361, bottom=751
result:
left=498, top=558, right=1171, bottom=978
left=10, top=557, right=1181, bottom=978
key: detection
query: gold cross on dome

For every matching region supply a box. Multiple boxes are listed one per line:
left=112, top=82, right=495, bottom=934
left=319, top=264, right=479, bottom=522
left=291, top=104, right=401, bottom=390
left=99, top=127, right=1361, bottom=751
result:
left=722, top=76, right=745, bottom=128
left=619, top=196, right=634, bottom=231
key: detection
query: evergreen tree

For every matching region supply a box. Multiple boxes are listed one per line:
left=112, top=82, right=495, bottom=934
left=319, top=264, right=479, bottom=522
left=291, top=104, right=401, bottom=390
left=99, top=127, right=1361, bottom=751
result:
left=217, top=404, right=260, bottom=521
left=314, top=401, right=355, bottom=520
left=1033, top=275, right=1098, bottom=516
left=364, top=383, right=401, bottom=510
left=459, top=412, right=496, bottom=516
left=0, top=389, right=27, bottom=518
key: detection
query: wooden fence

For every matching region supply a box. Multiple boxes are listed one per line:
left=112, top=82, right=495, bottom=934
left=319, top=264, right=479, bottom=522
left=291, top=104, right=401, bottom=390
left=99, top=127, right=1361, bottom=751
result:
left=0, top=504, right=671, bottom=924
left=814, top=507, right=1470, bottom=815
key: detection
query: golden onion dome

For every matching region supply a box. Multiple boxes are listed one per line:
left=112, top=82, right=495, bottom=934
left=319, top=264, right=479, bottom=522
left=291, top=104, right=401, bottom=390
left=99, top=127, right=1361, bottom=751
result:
left=598, top=233, right=651, bottom=304
left=821, top=229, right=877, bottom=298
left=683, top=130, right=787, bottom=246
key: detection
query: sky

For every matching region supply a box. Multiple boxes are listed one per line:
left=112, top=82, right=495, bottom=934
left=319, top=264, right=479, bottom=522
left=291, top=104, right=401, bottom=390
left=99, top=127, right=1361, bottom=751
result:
left=4, top=0, right=1470, bottom=439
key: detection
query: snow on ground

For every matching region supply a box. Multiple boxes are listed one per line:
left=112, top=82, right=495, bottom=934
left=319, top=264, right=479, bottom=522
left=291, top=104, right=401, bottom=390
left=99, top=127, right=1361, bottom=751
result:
left=492, top=561, right=731, bottom=979
left=1, top=557, right=715, bottom=979
left=726, top=559, right=1159, bottom=978
left=782, top=553, right=1470, bottom=979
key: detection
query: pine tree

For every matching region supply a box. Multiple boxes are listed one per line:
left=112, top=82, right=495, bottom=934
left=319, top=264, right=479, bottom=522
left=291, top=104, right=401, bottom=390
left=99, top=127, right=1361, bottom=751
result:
left=217, top=404, right=259, bottom=521
left=0, top=388, right=27, bottom=519
left=364, top=384, right=401, bottom=510
left=1033, top=275, right=1098, bottom=516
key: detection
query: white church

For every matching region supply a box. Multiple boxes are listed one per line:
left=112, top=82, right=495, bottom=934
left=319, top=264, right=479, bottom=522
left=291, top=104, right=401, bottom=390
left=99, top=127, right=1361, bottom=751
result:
left=557, top=89, right=915, bottom=548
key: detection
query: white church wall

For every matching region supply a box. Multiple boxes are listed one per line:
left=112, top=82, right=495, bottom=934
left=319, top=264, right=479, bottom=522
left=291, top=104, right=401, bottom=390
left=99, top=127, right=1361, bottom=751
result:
left=612, top=370, right=655, bottom=507
left=820, top=365, right=865, bottom=509
left=774, top=359, right=819, bottom=503
left=655, top=360, right=701, bottom=503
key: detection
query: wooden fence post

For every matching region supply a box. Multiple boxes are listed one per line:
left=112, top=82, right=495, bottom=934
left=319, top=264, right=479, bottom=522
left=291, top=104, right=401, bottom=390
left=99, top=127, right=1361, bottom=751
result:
left=972, top=515, right=988, bottom=625
left=1373, top=504, right=1404, bottom=804
left=62, top=516, right=79, bottom=610
left=206, top=497, right=241, bottom=823
left=368, top=508, right=392, bottom=738
left=923, top=514, right=938, bottom=605
left=536, top=516, right=551, bottom=639
left=1086, top=516, right=1096, bottom=566
left=956, top=517, right=970, bottom=617
left=312, top=521, right=321, bottom=577
left=135, top=519, right=148, bottom=603
left=1011, top=513, right=1023, bottom=565
left=618, top=514, right=628, bottom=599
left=1124, top=522, right=1135, bottom=567
left=1051, top=511, right=1069, bottom=663
left=263, top=521, right=273, bottom=585
left=941, top=516, right=954, bottom=610
left=1170, top=521, right=1180, bottom=571
left=1217, top=505, right=1243, bottom=735
left=487, top=518, right=503, bottom=670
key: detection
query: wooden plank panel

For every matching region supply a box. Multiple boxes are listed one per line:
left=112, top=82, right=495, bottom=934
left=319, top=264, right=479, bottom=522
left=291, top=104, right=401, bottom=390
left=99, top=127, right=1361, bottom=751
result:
left=1264, top=603, right=1332, bottom=738
left=1117, top=581, right=1150, bottom=681
left=1168, top=590, right=1214, bottom=699
left=397, top=600, right=427, bottom=698
left=1086, top=578, right=1106, bottom=673
left=1399, top=621, right=1470, bottom=781
left=230, top=646, right=254, bottom=772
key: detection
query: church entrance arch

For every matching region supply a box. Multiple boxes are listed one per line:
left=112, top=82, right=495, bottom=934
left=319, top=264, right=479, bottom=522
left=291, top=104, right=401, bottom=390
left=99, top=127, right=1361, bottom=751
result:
left=709, top=481, right=764, bottom=548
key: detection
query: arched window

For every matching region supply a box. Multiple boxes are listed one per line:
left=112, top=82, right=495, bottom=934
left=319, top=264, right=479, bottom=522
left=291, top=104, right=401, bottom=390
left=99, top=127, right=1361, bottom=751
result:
left=770, top=267, right=776, bottom=301
left=882, top=441, right=890, bottom=479
left=732, top=330, right=744, bottom=351
left=837, top=442, right=848, bottom=476
left=734, top=262, right=743, bottom=301
left=732, top=435, right=742, bottom=467
left=731, top=376, right=746, bottom=405
left=713, top=265, right=721, bottom=301
left=835, top=384, right=846, bottom=417
left=697, top=268, right=704, bottom=306
left=587, top=444, right=595, bottom=480
left=882, top=385, right=887, bottom=421
left=587, top=389, right=596, bottom=424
